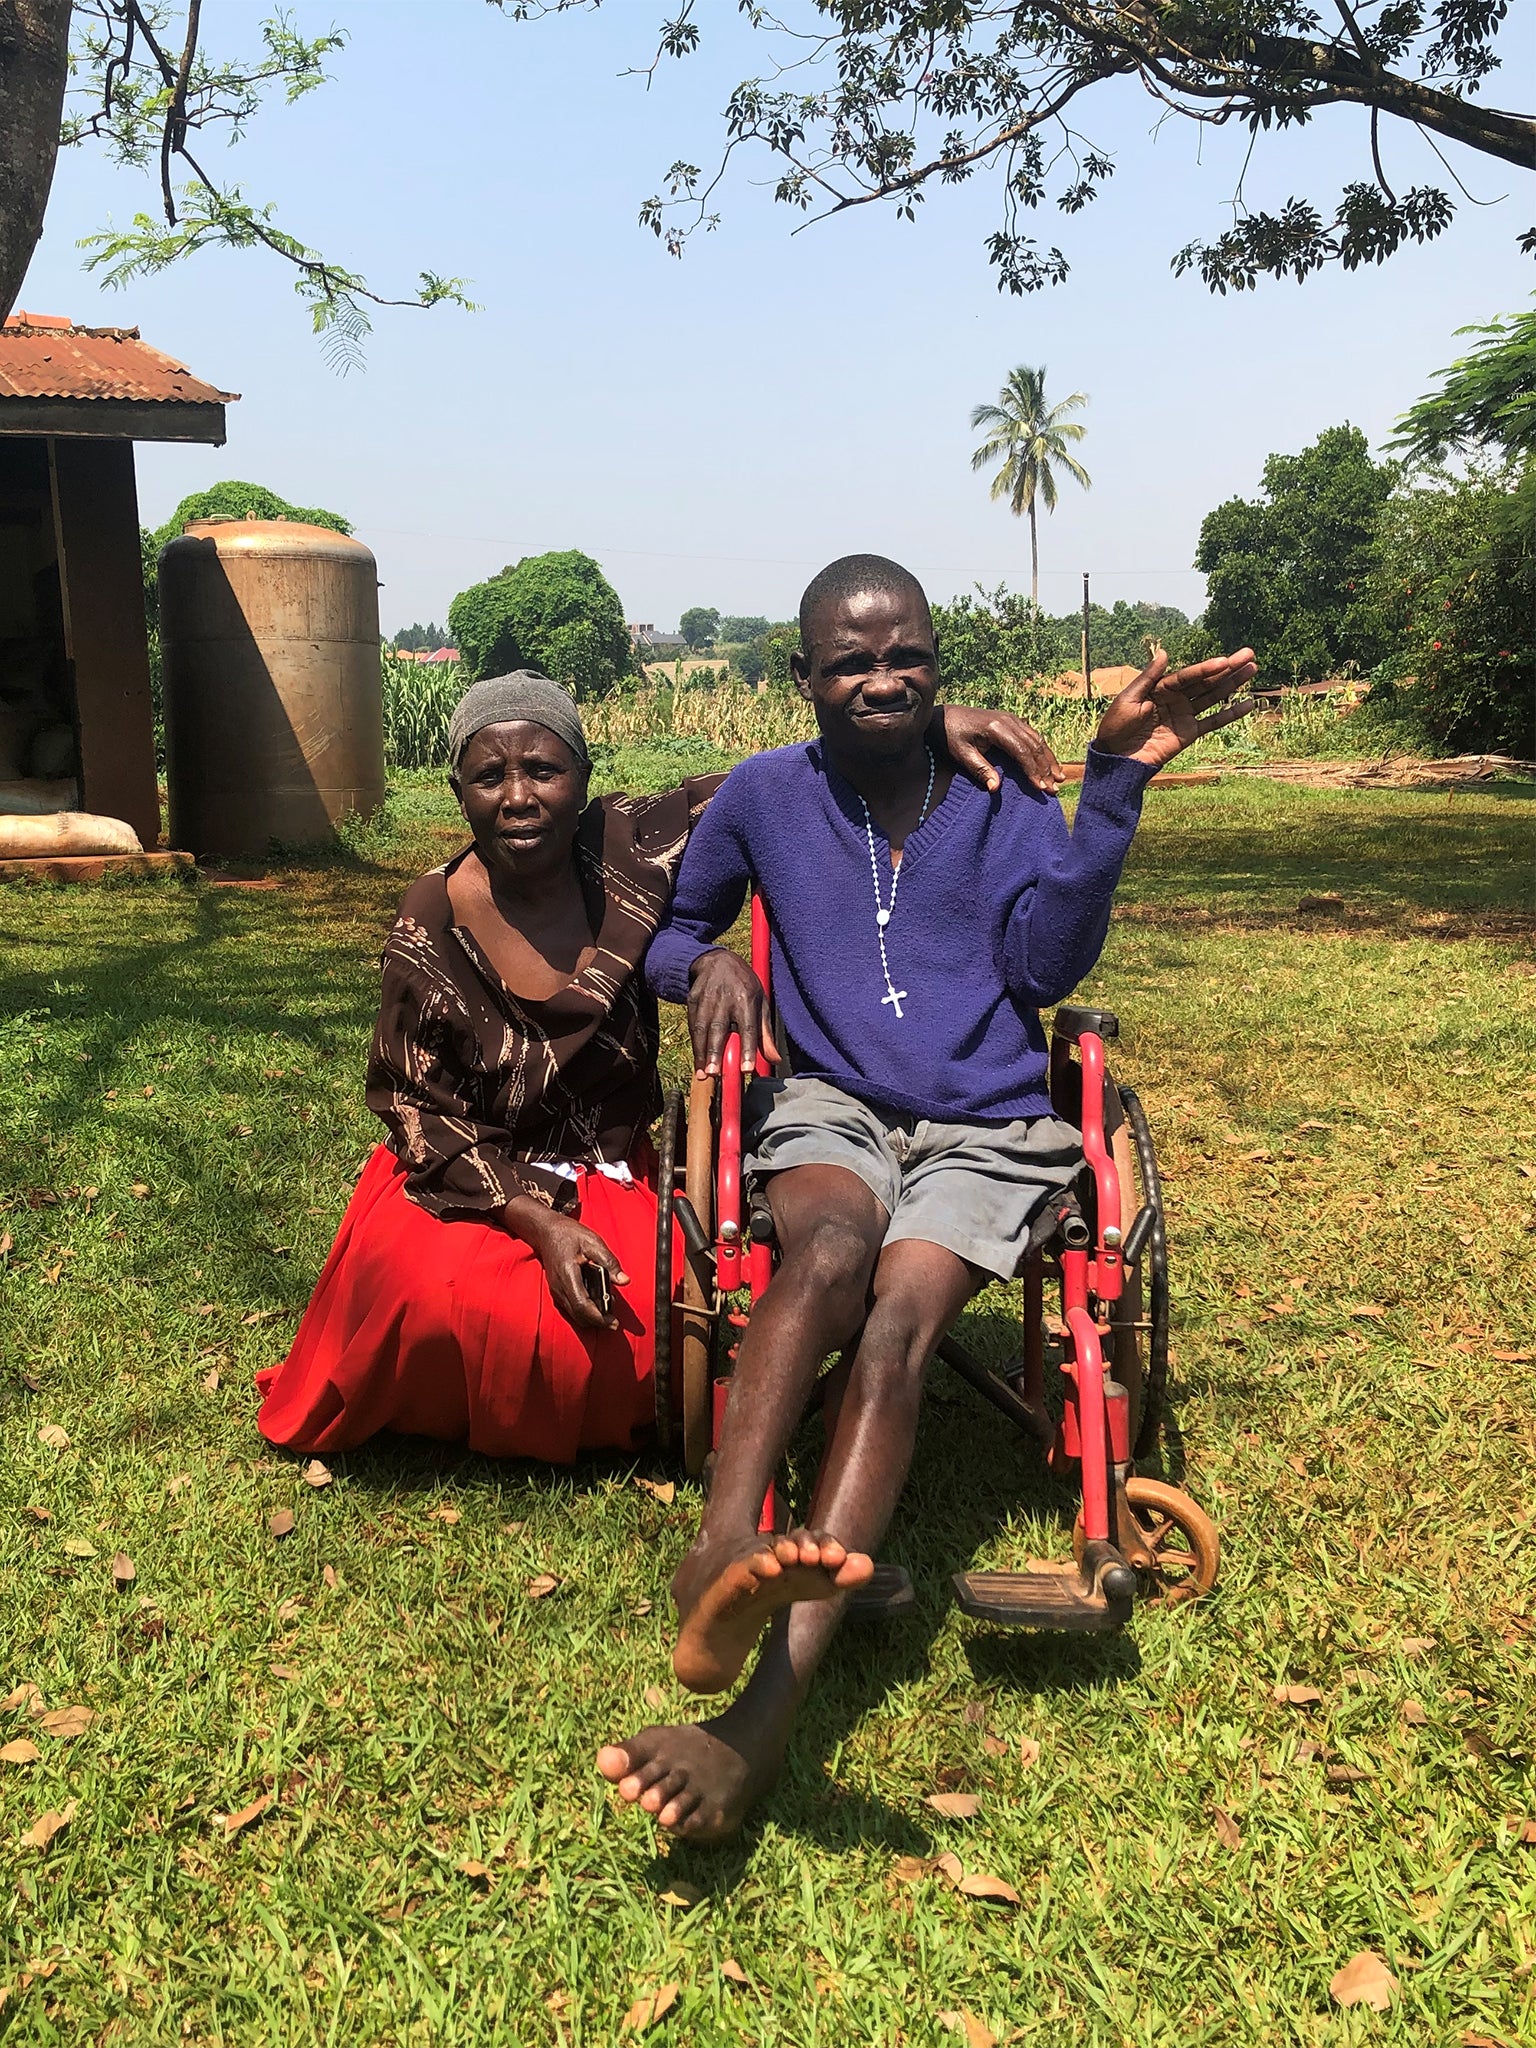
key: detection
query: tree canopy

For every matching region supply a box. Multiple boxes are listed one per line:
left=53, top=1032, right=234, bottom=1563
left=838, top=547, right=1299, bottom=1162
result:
left=679, top=606, right=720, bottom=649
left=515, top=0, right=1536, bottom=295
left=448, top=551, right=631, bottom=698
left=718, top=615, right=771, bottom=642
left=1391, top=299, right=1536, bottom=468
left=970, top=366, right=1091, bottom=602
left=148, top=481, right=351, bottom=557
left=1196, top=426, right=1396, bottom=679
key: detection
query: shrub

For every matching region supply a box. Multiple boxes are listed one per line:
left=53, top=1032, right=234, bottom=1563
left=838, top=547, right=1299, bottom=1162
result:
left=150, top=481, right=351, bottom=555
left=448, top=550, right=631, bottom=697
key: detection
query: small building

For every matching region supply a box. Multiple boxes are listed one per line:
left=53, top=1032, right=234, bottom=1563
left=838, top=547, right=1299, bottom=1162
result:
left=0, top=312, right=236, bottom=853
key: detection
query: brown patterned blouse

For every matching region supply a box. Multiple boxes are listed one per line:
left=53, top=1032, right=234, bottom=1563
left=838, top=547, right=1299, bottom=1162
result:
left=367, top=776, right=724, bottom=1220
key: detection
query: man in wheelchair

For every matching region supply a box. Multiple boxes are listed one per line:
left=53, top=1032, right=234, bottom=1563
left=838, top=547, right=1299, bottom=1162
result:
left=596, top=554, right=1254, bottom=1840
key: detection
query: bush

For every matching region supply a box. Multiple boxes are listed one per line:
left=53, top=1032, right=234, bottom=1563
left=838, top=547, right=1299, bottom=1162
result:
left=448, top=550, right=630, bottom=697
left=1368, top=462, right=1534, bottom=755
left=149, top=481, right=351, bottom=556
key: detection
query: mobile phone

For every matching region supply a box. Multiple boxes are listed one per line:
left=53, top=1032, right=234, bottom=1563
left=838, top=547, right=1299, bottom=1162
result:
left=583, top=1265, right=612, bottom=1316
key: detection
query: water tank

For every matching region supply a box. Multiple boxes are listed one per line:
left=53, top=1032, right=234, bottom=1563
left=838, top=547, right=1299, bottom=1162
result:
left=159, top=518, right=385, bottom=858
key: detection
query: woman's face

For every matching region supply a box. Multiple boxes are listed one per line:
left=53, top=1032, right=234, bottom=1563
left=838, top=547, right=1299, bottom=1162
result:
left=452, top=720, right=590, bottom=885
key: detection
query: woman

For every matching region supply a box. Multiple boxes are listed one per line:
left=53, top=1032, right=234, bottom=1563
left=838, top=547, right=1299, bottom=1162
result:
left=256, top=670, right=1060, bottom=1463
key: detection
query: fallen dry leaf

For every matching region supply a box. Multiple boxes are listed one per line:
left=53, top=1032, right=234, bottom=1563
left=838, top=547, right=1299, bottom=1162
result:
left=957, top=1871, right=1021, bottom=1907
left=1349, top=1303, right=1389, bottom=1320
left=221, top=1793, right=271, bottom=1838
left=301, top=1459, right=333, bottom=1490
left=37, top=1425, right=70, bottom=1450
left=268, top=1509, right=296, bottom=1539
left=38, top=1707, right=94, bottom=1738
left=322, top=1565, right=338, bottom=1589
left=112, top=1552, right=135, bottom=1589
left=932, top=1852, right=965, bottom=1888
left=130, top=1182, right=150, bottom=1199
left=657, top=1879, right=704, bottom=1909
left=429, top=1506, right=461, bottom=1525
left=1019, top=1737, right=1041, bottom=1769
left=621, top=1983, right=679, bottom=2032
left=0, top=1739, right=41, bottom=1765
left=1329, top=1951, right=1398, bottom=2011
left=939, top=2010, right=997, bottom=2048
left=167, top=1474, right=192, bottom=1498
left=201, top=1368, right=221, bottom=1393
left=982, top=1734, right=1008, bottom=1757
left=720, top=1960, right=751, bottom=1987
left=891, top=1855, right=927, bottom=1883
left=1400, top=1700, right=1428, bottom=1727
left=1, top=1684, right=42, bottom=1714
left=1212, top=1806, right=1242, bottom=1850
left=269, top=1665, right=300, bottom=1682
left=24, top=1506, right=51, bottom=1525
left=0, top=1230, right=11, bottom=1255
left=276, top=1597, right=302, bottom=1625
left=20, top=1800, right=76, bottom=1850
left=455, top=1857, right=492, bottom=1884
left=62, top=1538, right=96, bottom=1559
left=1491, top=1350, right=1533, bottom=1363
left=1326, top=1764, right=1374, bottom=1786
left=1296, top=1120, right=1331, bottom=1132
left=1400, top=1636, right=1437, bottom=1657
left=525, top=1574, right=561, bottom=1600
left=924, top=1792, right=981, bottom=1819
left=1273, top=1683, right=1323, bottom=1706
left=642, top=1685, right=667, bottom=1710
left=634, top=1477, right=676, bottom=1504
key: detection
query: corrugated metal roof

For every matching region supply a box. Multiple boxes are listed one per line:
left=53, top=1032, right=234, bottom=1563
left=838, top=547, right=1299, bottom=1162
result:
left=0, top=314, right=237, bottom=407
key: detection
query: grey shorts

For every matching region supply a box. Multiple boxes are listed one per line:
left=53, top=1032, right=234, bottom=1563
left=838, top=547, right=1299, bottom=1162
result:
left=744, top=1074, right=1082, bottom=1282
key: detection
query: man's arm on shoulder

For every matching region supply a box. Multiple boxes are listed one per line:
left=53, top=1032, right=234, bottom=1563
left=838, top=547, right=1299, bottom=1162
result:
left=644, top=760, right=755, bottom=1002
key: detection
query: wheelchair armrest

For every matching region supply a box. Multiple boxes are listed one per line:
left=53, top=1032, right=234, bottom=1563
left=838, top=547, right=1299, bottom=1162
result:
left=1052, top=1003, right=1120, bottom=1044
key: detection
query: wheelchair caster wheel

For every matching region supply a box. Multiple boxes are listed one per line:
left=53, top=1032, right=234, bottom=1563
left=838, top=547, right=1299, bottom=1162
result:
left=1074, top=1477, right=1219, bottom=1607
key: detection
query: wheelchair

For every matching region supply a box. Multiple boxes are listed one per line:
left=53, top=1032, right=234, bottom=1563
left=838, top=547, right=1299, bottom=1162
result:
left=650, top=896, right=1220, bottom=1633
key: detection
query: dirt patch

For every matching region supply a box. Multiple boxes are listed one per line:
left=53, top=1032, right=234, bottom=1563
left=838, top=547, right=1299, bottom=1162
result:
left=1222, top=754, right=1535, bottom=792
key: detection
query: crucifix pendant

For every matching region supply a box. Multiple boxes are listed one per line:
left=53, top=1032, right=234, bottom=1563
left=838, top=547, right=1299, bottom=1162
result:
left=882, top=986, right=908, bottom=1019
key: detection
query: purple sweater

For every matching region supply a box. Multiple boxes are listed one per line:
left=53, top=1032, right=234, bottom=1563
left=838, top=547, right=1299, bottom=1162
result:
left=646, top=741, right=1155, bottom=1124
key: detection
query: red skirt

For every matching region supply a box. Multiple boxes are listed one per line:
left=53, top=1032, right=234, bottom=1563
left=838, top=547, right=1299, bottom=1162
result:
left=255, top=1146, right=671, bottom=1464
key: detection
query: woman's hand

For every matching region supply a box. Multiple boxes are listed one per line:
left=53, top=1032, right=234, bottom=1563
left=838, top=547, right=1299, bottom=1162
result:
left=687, top=947, right=782, bottom=1078
left=1094, top=648, right=1258, bottom=771
left=931, top=703, right=1065, bottom=794
left=503, top=1196, right=628, bottom=1332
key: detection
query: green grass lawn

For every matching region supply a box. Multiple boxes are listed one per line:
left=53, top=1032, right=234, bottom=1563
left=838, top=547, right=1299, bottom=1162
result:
left=2, top=763, right=1533, bottom=2046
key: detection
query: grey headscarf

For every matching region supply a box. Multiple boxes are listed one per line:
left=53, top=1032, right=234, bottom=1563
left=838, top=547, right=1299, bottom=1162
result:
left=447, top=671, right=590, bottom=772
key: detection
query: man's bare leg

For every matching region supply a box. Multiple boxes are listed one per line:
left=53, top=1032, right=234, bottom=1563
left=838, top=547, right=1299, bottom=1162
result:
left=599, top=1237, right=976, bottom=1839
left=667, top=1164, right=887, bottom=1693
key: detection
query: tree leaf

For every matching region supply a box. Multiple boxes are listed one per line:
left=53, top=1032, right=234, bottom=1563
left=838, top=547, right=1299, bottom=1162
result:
left=268, top=1509, right=296, bottom=1539
left=924, top=1792, right=981, bottom=1819
left=1400, top=1636, right=1437, bottom=1657
left=957, top=1871, right=1021, bottom=1906
left=643, top=1685, right=668, bottom=1710
left=1273, top=1683, right=1323, bottom=1705
left=525, top=1574, right=561, bottom=1599
left=982, top=1735, right=1008, bottom=1757
left=657, top=1879, right=704, bottom=1909
left=1329, top=1950, right=1398, bottom=2010
left=634, top=1478, right=676, bottom=1504
left=1400, top=1699, right=1428, bottom=1726
left=301, top=1459, right=333, bottom=1490
left=222, top=1793, right=271, bottom=1838
left=322, top=1565, right=339, bottom=1589
left=1212, top=1806, right=1242, bottom=1849
left=38, top=1706, right=94, bottom=1738
left=269, top=1665, right=300, bottom=1682
left=1, top=1684, right=43, bottom=1714
left=939, top=2010, right=998, bottom=2048
left=23, top=1505, right=51, bottom=1522
left=112, top=1552, right=136, bottom=1589
left=1349, top=1303, right=1389, bottom=1319
left=621, top=1983, right=679, bottom=2031
left=37, top=1425, right=70, bottom=1450
left=62, top=1538, right=96, bottom=1559
left=20, top=1800, right=76, bottom=1849
left=1019, top=1737, right=1041, bottom=1769
left=429, top=1506, right=461, bottom=1524
left=932, top=1852, right=965, bottom=1888
left=720, top=1959, right=751, bottom=1986
left=0, top=1739, right=41, bottom=1765
left=456, top=1857, right=492, bottom=1884
left=202, top=1368, right=221, bottom=1393
left=891, top=1855, right=927, bottom=1883
left=1513, top=1818, right=1536, bottom=1846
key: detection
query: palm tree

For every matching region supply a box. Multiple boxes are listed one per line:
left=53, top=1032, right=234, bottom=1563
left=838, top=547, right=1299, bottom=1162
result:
left=970, top=366, right=1091, bottom=606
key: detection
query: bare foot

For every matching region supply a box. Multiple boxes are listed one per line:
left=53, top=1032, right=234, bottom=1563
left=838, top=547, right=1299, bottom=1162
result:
left=669, top=1530, right=873, bottom=1695
left=596, top=1710, right=782, bottom=1842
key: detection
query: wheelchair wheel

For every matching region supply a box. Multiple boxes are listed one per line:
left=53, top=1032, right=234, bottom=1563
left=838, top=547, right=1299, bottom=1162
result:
left=681, top=1073, right=718, bottom=1478
left=1073, top=1478, right=1219, bottom=1607
left=652, top=1088, right=683, bottom=1456
left=1117, top=1083, right=1169, bottom=1461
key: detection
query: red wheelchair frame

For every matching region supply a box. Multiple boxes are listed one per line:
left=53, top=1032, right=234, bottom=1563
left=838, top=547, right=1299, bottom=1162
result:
left=652, top=896, right=1219, bottom=1630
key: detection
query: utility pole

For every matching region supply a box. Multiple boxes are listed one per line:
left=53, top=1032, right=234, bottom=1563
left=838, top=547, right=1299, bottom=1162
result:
left=1081, top=572, right=1091, bottom=700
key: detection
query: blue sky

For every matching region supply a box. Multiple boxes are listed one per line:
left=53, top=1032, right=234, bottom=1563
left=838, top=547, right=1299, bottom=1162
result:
left=19, top=0, right=1532, bottom=636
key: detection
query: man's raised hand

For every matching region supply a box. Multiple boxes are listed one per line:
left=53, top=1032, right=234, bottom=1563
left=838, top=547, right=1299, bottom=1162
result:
left=687, top=947, right=781, bottom=1080
left=1093, top=648, right=1257, bottom=772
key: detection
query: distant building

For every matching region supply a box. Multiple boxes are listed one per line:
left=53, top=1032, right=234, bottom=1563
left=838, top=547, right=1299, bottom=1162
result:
left=629, top=621, right=687, bottom=657
left=423, top=646, right=460, bottom=665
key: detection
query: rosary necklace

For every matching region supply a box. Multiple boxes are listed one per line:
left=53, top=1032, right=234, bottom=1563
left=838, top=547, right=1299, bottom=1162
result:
left=859, top=751, right=935, bottom=1021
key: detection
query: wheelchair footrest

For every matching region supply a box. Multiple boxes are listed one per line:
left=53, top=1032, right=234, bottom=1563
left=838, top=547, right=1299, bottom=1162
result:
left=951, top=1561, right=1133, bottom=1632
left=848, top=1563, right=916, bottom=1620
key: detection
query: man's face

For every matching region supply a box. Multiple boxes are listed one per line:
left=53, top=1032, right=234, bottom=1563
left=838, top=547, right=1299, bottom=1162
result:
left=792, top=587, right=939, bottom=759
